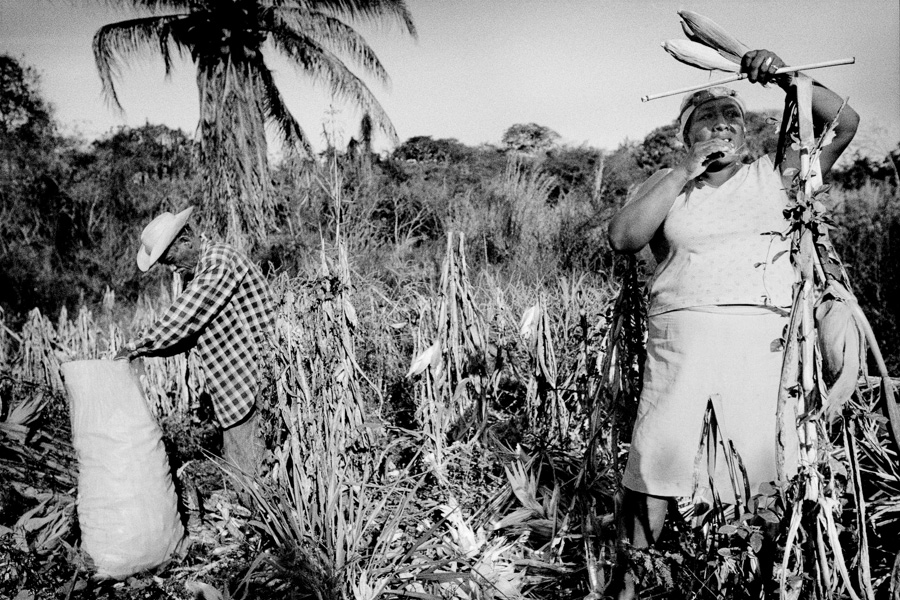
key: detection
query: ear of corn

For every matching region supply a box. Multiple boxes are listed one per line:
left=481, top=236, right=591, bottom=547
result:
left=680, top=20, right=706, bottom=46
left=815, top=291, right=865, bottom=423
left=662, top=39, right=741, bottom=73
left=678, top=10, right=749, bottom=63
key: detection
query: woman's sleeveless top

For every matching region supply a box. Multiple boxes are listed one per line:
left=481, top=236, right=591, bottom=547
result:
left=648, top=155, right=797, bottom=316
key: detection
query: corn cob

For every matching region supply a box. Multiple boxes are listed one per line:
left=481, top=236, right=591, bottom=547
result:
left=406, top=340, right=441, bottom=377
left=678, top=10, right=750, bottom=63
left=680, top=21, right=739, bottom=65
left=815, top=283, right=867, bottom=422
left=680, top=20, right=704, bottom=45
left=662, top=39, right=741, bottom=72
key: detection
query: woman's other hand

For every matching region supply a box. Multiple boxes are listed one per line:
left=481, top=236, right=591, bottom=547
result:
left=742, top=49, right=789, bottom=87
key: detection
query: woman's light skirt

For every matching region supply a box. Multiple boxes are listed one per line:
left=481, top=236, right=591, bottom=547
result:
left=622, top=307, right=799, bottom=502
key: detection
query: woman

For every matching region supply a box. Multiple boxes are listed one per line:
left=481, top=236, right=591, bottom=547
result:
left=607, top=49, right=858, bottom=598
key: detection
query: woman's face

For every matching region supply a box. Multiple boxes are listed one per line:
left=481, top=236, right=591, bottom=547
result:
left=685, top=98, right=745, bottom=151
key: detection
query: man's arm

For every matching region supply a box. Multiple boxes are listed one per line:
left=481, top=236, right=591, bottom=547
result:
left=128, top=259, right=242, bottom=358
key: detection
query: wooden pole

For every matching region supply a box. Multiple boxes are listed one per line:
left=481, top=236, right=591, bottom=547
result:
left=641, top=57, right=855, bottom=102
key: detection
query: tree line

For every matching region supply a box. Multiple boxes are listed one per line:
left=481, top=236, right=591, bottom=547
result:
left=2, top=53, right=899, bottom=367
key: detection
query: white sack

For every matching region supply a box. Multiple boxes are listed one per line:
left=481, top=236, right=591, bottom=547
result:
left=61, top=359, right=184, bottom=579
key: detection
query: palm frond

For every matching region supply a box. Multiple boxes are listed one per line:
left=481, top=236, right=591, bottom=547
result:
left=283, top=0, right=417, bottom=37
left=270, top=27, right=398, bottom=143
left=94, top=0, right=193, bottom=10
left=273, top=7, right=391, bottom=84
left=250, top=53, right=314, bottom=155
left=92, top=14, right=190, bottom=111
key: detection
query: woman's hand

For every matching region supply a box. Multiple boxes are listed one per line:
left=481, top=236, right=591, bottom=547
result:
left=679, top=138, right=737, bottom=179
left=745, top=49, right=859, bottom=177
left=742, top=49, right=790, bottom=87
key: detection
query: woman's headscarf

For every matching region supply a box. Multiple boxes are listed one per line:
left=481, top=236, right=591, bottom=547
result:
left=676, top=86, right=746, bottom=145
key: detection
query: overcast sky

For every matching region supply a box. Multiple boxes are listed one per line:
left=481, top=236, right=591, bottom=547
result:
left=1, top=0, right=898, bottom=155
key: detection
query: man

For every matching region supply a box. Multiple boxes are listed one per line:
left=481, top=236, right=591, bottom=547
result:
left=117, top=206, right=275, bottom=477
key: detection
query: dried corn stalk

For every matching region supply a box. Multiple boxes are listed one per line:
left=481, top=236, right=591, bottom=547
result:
left=19, top=309, right=64, bottom=393
left=234, top=241, right=406, bottom=600
left=7, top=283, right=203, bottom=421
left=276, top=240, right=375, bottom=463
left=578, top=256, right=646, bottom=598
left=691, top=397, right=752, bottom=524
left=587, top=256, right=646, bottom=474
left=0, top=307, right=9, bottom=369
left=520, top=296, right=567, bottom=440
left=407, top=232, right=489, bottom=475
left=774, top=74, right=891, bottom=600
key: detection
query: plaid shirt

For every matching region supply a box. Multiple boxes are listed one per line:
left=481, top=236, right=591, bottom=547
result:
left=136, top=241, right=274, bottom=428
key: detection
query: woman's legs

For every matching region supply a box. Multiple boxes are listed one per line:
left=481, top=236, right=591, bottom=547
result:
left=620, top=489, right=669, bottom=546
left=614, top=489, right=669, bottom=600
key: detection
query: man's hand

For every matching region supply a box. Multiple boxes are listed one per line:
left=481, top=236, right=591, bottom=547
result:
left=113, top=346, right=132, bottom=361
left=114, top=341, right=140, bottom=361
left=742, top=49, right=789, bottom=87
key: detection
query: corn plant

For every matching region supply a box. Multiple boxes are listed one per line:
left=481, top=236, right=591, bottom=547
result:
left=221, top=232, right=384, bottom=593
left=577, top=256, right=647, bottom=597
left=18, top=309, right=64, bottom=394
left=0, top=307, right=9, bottom=368
left=230, top=245, right=528, bottom=600
left=5, top=485, right=75, bottom=556
left=408, top=232, right=490, bottom=477
left=6, top=279, right=198, bottom=421
left=0, top=370, right=77, bottom=556
left=752, top=75, right=896, bottom=600
left=519, top=295, right=565, bottom=440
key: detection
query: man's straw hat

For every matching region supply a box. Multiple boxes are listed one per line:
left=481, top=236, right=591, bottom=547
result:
left=136, top=206, right=195, bottom=272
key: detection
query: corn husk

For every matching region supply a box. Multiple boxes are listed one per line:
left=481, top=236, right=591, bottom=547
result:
left=518, top=303, right=540, bottom=341
left=662, top=39, right=741, bottom=73
left=815, top=283, right=867, bottom=422
left=678, top=10, right=749, bottom=63
left=407, top=341, right=442, bottom=378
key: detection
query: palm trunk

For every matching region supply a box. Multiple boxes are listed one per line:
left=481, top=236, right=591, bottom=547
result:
left=196, top=58, right=273, bottom=253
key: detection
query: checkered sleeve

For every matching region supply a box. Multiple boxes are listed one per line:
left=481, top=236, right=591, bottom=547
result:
left=136, top=259, right=242, bottom=357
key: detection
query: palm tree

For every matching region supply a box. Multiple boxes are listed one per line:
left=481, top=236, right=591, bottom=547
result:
left=93, top=0, right=416, bottom=251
